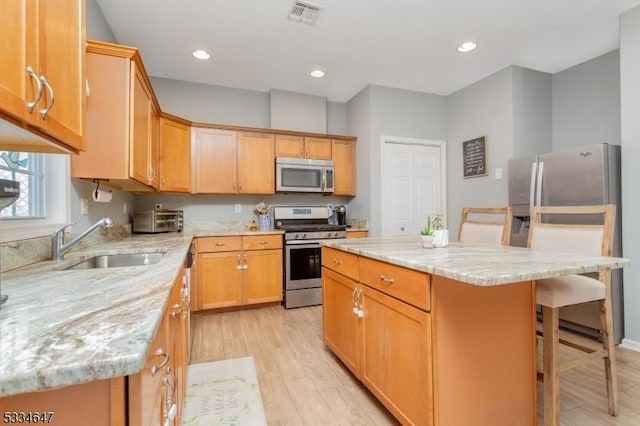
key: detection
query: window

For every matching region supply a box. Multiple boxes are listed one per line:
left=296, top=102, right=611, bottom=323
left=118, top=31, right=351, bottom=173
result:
left=0, top=151, right=69, bottom=242
left=0, top=151, right=45, bottom=218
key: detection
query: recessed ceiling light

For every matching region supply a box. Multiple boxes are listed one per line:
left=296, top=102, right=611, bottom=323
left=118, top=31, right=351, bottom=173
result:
left=192, top=49, right=211, bottom=60
left=310, top=69, right=325, bottom=78
left=457, top=41, right=477, bottom=53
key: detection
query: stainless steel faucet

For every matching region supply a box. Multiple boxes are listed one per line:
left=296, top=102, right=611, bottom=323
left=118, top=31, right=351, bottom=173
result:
left=52, top=217, right=114, bottom=261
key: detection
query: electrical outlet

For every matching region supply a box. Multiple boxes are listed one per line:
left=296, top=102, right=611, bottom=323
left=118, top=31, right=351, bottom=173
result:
left=235, top=204, right=241, bottom=213
left=495, top=168, right=503, bottom=179
left=80, top=198, right=89, bottom=215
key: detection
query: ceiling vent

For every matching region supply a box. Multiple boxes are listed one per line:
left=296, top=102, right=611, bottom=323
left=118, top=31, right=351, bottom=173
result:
left=287, top=0, right=324, bottom=25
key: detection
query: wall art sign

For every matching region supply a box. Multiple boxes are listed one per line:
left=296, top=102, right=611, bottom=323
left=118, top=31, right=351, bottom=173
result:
left=462, top=136, right=487, bottom=178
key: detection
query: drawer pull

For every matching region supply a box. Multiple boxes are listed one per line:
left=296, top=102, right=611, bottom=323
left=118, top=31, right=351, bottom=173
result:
left=379, top=275, right=395, bottom=284
left=215, top=243, right=226, bottom=246
left=151, top=348, right=169, bottom=376
left=332, top=258, right=342, bottom=265
left=258, top=240, right=268, bottom=244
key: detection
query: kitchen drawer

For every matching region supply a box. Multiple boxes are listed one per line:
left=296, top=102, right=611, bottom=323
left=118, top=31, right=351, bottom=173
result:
left=322, top=247, right=359, bottom=281
left=358, top=257, right=430, bottom=311
left=196, top=236, right=242, bottom=253
left=243, top=234, right=283, bottom=250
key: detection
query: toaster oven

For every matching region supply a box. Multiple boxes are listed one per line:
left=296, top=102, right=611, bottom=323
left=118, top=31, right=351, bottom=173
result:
left=133, top=209, right=183, bottom=233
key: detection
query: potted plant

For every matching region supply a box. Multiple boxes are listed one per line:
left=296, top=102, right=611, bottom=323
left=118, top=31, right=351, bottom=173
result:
left=420, top=214, right=443, bottom=248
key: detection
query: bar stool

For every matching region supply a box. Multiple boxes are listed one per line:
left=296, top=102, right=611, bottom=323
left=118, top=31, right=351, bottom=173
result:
left=528, top=205, right=617, bottom=426
left=457, top=206, right=512, bottom=245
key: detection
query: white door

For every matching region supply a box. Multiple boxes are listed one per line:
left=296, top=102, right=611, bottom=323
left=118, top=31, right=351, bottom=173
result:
left=381, top=137, right=446, bottom=237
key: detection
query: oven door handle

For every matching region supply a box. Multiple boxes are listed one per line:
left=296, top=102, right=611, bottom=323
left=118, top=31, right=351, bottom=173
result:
left=285, top=239, right=346, bottom=246
left=285, top=240, right=325, bottom=246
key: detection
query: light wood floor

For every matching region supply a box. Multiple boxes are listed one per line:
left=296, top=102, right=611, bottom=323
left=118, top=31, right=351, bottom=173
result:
left=190, top=305, right=640, bottom=426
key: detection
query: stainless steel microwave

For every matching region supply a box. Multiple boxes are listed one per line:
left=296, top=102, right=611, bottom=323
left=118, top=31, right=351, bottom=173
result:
left=276, top=157, right=334, bottom=193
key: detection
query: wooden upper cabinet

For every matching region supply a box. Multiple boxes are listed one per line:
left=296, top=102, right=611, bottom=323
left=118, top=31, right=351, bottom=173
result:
left=275, top=134, right=331, bottom=160
left=71, top=41, right=160, bottom=191
left=159, top=115, right=191, bottom=192
left=193, top=127, right=237, bottom=194
left=130, top=65, right=154, bottom=186
left=304, top=137, right=332, bottom=160
left=237, top=132, right=275, bottom=194
left=274, top=134, right=303, bottom=158
left=193, top=128, right=275, bottom=195
left=0, top=0, right=85, bottom=153
left=332, top=139, right=356, bottom=196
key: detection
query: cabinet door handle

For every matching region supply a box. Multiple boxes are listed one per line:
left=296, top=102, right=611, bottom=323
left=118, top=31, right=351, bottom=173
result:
left=151, top=348, right=169, bottom=376
left=170, top=303, right=183, bottom=318
left=236, top=254, right=242, bottom=270
left=26, top=66, right=43, bottom=112
left=379, top=274, right=395, bottom=284
left=238, top=182, right=242, bottom=190
left=38, top=75, right=55, bottom=119
left=243, top=252, right=248, bottom=269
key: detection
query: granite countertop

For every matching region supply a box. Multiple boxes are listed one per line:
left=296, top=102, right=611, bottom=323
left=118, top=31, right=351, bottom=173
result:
left=322, top=236, right=630, bottom=286
left=0, top=229, right=284, bottom=398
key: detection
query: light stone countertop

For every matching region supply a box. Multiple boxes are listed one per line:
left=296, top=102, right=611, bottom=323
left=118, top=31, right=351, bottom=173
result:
left=0, top=229, right=283, bottom=398
left=322, top=237, right=630, bottom=286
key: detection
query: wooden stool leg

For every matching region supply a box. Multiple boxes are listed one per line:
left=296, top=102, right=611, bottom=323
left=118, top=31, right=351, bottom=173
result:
left=600, top=295, right=618, bottom=416
left=542, top=305, right=560, bottom=426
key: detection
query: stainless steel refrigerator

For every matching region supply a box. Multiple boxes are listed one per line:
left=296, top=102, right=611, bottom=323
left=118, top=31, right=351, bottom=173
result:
left=508, top=143, right=623, bottom=343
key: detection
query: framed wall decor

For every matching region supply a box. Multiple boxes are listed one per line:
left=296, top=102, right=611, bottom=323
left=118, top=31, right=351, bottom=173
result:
left=462, top=136, right=488, bottom=178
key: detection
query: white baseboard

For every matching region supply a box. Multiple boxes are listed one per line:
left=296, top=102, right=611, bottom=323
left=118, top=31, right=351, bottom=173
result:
left=620, top=338, right=640, bottom=352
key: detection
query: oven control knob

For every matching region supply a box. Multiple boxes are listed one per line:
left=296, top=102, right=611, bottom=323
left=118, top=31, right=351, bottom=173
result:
left=302, top=233, right=307, bottom=239
left=333, top=232, right=339, bottom=238
left=294, top=233, right=300, bottom=239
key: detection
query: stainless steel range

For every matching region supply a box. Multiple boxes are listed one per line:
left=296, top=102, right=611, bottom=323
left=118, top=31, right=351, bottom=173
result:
left=274, top=206, right=346, bottom=309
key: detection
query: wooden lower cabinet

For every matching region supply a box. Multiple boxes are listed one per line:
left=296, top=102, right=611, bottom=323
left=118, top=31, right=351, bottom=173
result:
left=360, top=285, right=432, bottom=425
left=322, top=267, right=432, bottom=425
left=323, top=268, right=360, bottom=374
left=346, top=230, right=368, bottom=239
left=196, top=235, right=283, bottom=310
left=0, top=378, right=126, bottom=426
left=129, top=268, right=188, bottom=426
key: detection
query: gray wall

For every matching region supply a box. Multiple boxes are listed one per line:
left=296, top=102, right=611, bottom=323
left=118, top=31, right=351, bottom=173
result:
left=445, top=67, right=514, bottom=237
left=620, top=6, right=640, bottom=348
left=151, top=78, right=271, bottom=128
left=513, top=67, right=552, bottom=158
left=86, top=0, right=116, bottom=43
left=327, top=101, right=347, bottom=135
left=270, top=89, right=327, bottom=133
left=346, top=86, right=372, bottom=228
left=552, top=50, right=621, bottom=152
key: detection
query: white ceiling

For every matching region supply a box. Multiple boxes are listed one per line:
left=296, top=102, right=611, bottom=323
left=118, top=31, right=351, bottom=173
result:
left=96, top=0, right=640, bottom=103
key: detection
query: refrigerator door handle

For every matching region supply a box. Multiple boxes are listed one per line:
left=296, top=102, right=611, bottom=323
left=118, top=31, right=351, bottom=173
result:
left=530, top=162, right=538, bottom=213
left=536, top=161, right=544, bottom=207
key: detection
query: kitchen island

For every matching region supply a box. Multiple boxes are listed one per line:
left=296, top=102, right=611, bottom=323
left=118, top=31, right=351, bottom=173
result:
left=320, top=237, right=629, bottom=426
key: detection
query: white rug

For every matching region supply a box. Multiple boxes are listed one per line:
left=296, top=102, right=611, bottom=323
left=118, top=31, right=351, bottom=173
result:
left=183, top=357, right=267, bottom=426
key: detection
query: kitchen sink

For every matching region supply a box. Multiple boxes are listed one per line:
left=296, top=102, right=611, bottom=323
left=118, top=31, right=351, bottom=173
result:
left=64, top=252, right=166, bottom=270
